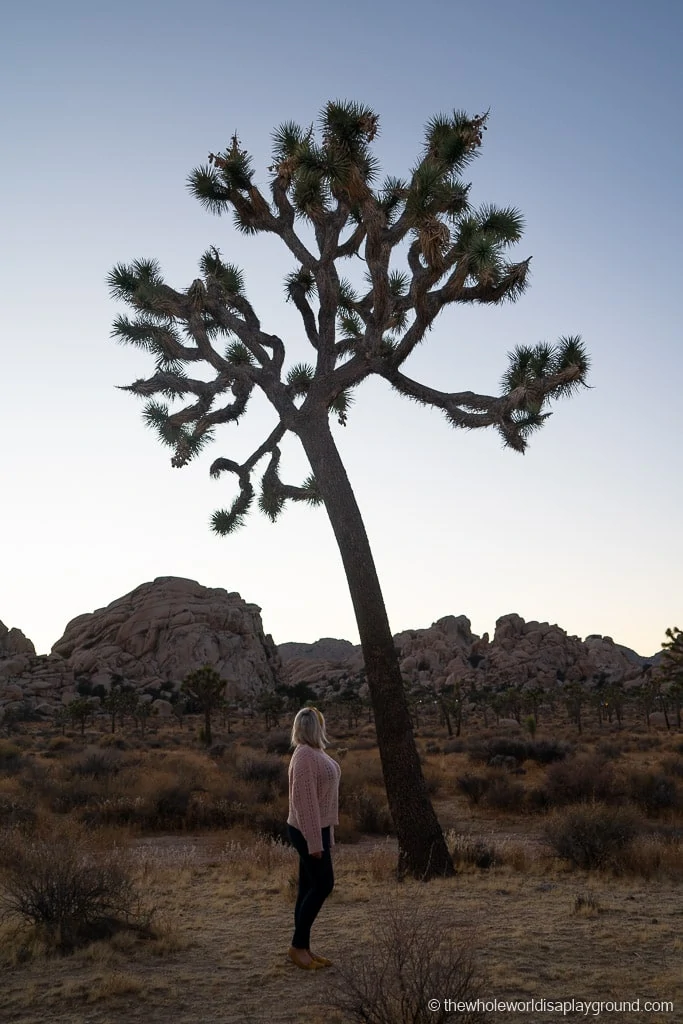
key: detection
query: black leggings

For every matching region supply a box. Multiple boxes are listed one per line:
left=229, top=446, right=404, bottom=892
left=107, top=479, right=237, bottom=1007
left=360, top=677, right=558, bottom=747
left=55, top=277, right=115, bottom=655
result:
left=288, top=824, right=335, bottom=949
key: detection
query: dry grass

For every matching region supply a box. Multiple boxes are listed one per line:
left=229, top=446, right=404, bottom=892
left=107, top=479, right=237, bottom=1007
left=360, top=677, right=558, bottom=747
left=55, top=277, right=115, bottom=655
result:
left=0, top=716, right=681, bottom=1022
left=1, top=833, right=681, bottom=1023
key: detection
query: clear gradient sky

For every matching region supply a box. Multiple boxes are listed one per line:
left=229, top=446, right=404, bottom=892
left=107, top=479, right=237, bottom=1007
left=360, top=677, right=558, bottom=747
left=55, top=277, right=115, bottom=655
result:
left=2, top=1, right=681, bottom=657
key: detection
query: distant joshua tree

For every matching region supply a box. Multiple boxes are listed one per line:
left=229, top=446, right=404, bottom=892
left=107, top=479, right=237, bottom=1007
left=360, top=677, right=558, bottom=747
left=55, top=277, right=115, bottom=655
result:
left=659, top=627, right=683, bottom=728
left=109, top=101, right=590, bottom=877
left=182, top=665, right=226, bottom=746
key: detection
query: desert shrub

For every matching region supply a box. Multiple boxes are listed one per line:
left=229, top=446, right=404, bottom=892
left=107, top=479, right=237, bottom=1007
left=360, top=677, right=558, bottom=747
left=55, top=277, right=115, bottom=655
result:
left=629, top=772, right=679, bottom=816
left=466, top=740, right=493, bottom=764
left=544, top=805, right=639, bottom=870
left=0, top=794, right=37, bottom=830
left=486, top=738, right=529, bottom=762
left=263, top=730, right=292, bottom=755
left=327, top=902, right=490, bottom=1023
left=48, top=778, right=105, bottom=814
left=443, top=737, right=466, bottom=754
left=619, top=833, right=683, bottom=880
left=252, top=809, right=290, bottom=843
left=152, top=783, right=194, bottom=825
left=457, top=774, right=491, bottom=806
left=573, top=893, right=601, bottom=915
left=483, top=773, right=526, bottom=813
left=47, top=736, right=73, bottom=753
left=596, top=740, right=623, bottom=761
left=0, top=741, right=23, bottom=774
left=97, top=735, right=129, bottom=750
left=0, top=826, right=150, bottom=951
left=79, top=795, right=143, bottom=828
left=466, top=737, right=569, bottom=767
left=422, top=767, right=441, bottom=796
left=69, top=749, right=123, bottom=780
left=635, top=735, right=661, bottom=751
left=450, top=834, right=496, bottom=869
left=347, top=788, right=393, bottom=835
left=661, top=756, right=683, bottom=779
left=527, top=739, right=570, bottom=764
left=541, top=756, right=621, bottom=807
left=348, top=738, right=377, bottom=751
left=235, top=755, right=287, bottom=791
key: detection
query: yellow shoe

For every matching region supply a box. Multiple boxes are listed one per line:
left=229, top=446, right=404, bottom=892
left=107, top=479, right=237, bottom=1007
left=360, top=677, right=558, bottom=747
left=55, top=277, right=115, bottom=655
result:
left=309, top=951, right=333, bottom=967
left=288, top=946, right=323, bottom=970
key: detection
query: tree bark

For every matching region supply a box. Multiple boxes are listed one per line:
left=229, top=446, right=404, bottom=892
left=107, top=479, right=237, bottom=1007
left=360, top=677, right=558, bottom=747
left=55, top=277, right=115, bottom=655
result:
left=297, top=413, right=454, bottom=878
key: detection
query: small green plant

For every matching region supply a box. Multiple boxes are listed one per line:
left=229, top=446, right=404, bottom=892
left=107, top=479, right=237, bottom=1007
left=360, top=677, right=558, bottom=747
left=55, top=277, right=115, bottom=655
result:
left=525, top=714, right=537, bottom=738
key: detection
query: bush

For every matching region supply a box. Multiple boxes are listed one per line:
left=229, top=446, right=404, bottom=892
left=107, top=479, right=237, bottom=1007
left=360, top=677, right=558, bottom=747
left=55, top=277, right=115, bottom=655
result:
left=467, top=737, right=569, bottom=767
left=629, top=772, right=680, bottom=816
left=541, top=756, right=621, bottom=807
left=661, top=756, right=683, bottom=780
left=483, top=773, right=525, bottom=813
left=348, top=788, right=393, bottom=835
left=457, top=774, right=491, bottom=806
left=0, top=741, right=23, bottom=774
left=528, top=739, right=570, bottom=764
left=327, top=903, right=490, bottom=1023
left=0, top=826, right=150, bottom=951
left=450, top=834, right=496, bottom=870
left=235, top=755, right=287, bottom=790
left=544, top=805, right=639, bottom=870
left=263, top=730, right=292, bottom=755
left=596, top=740, right=623, bottom=761
left=486, top=738, right=529, bottom=763
left=0, top=794, right=37, bottom=830
left=69, top=749, right=123, bottom=780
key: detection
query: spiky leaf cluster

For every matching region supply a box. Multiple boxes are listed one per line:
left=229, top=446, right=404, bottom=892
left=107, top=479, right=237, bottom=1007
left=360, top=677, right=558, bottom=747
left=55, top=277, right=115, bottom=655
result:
left=112, top=99, right=590, bottom=534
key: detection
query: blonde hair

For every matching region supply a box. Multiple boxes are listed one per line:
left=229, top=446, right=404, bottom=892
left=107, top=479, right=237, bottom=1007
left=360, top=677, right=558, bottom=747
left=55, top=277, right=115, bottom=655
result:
left=291, top=706, right=328, bottom=749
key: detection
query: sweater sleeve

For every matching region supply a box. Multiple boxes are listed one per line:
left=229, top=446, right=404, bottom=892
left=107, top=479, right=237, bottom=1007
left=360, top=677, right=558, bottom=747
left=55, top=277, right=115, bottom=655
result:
left=291, top=748, right=322, bottom=854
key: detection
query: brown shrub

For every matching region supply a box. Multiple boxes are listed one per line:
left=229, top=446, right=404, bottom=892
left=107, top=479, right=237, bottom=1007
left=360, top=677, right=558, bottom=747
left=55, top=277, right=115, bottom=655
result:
left=0, top=824, right=151, bottom=952
left=544, top=805, right=640, bottom=870
left=629, top=772, right=680, bottom=816
left=541, top=755, right=622, bottom=807
left=327, top=902, right=490, bottom=1023
left=483, top=773, right=526, bottom=813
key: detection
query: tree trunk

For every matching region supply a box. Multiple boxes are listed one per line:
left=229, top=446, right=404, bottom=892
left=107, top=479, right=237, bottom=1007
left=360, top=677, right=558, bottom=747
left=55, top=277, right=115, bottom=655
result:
left=298, top=415, right=454, bottom=879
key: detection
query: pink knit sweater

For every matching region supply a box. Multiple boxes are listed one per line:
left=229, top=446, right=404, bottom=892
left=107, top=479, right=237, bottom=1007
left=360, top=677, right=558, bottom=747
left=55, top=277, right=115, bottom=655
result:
left=287, top=744, right=341, bottom=854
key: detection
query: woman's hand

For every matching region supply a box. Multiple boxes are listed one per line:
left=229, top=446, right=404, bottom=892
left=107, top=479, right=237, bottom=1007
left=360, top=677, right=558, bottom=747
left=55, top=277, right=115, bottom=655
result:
left=310, top=851, right=323, bottom=859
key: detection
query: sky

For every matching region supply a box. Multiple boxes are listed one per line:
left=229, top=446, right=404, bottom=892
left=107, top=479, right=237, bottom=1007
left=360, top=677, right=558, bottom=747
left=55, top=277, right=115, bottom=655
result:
left=1, top=0, right=681, bottom=658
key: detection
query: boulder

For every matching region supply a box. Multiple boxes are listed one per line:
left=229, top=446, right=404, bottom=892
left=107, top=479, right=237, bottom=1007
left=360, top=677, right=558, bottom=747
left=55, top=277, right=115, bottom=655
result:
left=0, top=622, right=35, bottom=658
left=50, top=577, right=281, bottom=697
left=152, top=699, right=173, bottom=717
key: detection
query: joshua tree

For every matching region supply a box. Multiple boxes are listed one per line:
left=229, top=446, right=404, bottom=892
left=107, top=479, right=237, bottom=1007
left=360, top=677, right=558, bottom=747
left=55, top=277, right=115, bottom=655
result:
left=182, top=665, right=226, bottom=746
left=109, top=101, right=590, bottom=877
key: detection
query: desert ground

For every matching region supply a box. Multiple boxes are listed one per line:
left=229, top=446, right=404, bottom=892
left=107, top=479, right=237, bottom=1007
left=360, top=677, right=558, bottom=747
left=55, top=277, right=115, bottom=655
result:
left=1, top=713, right=681, bottom=1024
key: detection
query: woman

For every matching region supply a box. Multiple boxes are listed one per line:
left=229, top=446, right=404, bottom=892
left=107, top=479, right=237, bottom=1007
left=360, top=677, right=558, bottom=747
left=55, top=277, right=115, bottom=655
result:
left=286, top=706, right=341, bottom=970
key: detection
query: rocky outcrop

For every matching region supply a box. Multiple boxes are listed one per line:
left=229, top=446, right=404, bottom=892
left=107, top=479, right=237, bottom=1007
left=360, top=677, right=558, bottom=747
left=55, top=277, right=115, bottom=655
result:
left=0, top=578, right=281, bottom=712
left=0, top=622, right=35, bottom=659
left=0, top=583, right=658, bottom=718
left=279, top=638, right=363, bottom=686
left=279, top=612, right=651, bottom=695
left=51, top=577, right=281, bottom=694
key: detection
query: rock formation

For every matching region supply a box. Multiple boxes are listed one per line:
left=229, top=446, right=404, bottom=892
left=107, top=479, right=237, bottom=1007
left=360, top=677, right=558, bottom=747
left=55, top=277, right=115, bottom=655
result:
left=0, top=582, right=660, bottom=720
left=0, top=578, right=281, bottom=714
left=279, top=612, right=652, bottom=696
